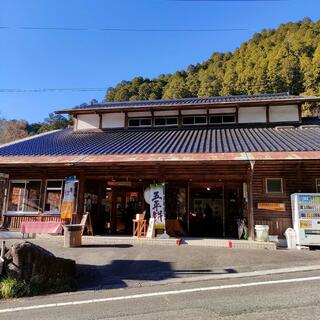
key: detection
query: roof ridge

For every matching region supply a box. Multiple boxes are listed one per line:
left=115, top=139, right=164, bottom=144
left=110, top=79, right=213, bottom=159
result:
left=87, top=92, right=292, bottom=107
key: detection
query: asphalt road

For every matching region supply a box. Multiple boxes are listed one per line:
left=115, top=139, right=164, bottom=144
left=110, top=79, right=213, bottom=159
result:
left=1, top=271, right=320, bottom=319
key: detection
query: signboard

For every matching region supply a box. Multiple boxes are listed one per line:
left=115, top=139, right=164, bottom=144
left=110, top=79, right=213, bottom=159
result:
left=61, top=177, right=78, bottom=219
left=107, top=181, right=132, bottom=187
left=146, top=218, right=155, bottom=239
left=257, top=202, right=286, bottom=212
left=149, top=184, right=165, bottom=229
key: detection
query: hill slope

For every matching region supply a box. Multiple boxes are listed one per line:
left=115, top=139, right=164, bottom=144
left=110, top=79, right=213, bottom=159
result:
left=104, top=18, right=320, bottom=109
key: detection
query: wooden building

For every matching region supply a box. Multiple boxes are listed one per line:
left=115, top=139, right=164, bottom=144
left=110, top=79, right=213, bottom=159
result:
left=1, top=93, right=320, bottom=239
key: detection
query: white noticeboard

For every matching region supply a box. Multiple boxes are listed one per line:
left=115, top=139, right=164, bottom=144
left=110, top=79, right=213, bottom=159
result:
left=146, top=218, right=155, bottom=239
left=149, top=184, right=165, bottom=230
left=291, top=193, right=320, bottom=246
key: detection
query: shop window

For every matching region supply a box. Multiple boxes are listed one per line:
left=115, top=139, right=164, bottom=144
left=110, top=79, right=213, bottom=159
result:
left=182, top=116, right=207, bottom=125
left=128, top=118, right=152, bottom=127
left=316, top=179, right=320, bottom=192
left=266, top=178, right=283, bottom=194
left=44, top=180, right=63, bottom=214
left=210, top=114, right=236, bottom=124
left=154, top=117, right=178, bottom=126
left=7, top=180, right=41, bottom=213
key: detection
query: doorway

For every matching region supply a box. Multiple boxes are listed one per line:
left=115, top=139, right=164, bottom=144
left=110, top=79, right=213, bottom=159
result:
left=189, top=183, right=243, bottom=238
left=112, top=189, right=142, bottom=234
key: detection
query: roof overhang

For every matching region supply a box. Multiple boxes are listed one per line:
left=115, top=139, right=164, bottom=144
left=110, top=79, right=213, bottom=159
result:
left=1, top=151, right=320, bottom=167
left=55, top=96, right=320, bottom=115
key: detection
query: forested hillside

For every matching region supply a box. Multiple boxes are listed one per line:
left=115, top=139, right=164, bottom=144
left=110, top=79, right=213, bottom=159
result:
left=105, top=18, right=320, bottom=110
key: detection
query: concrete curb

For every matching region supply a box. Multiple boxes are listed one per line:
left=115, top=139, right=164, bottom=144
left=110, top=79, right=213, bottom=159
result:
left=127, top=264, right=320, bottom=288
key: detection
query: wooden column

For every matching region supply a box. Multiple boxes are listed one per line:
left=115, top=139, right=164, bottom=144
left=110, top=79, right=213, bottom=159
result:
left=187, top=181, right=191, bottom=233
left=178, top=109, right=182, bottom=127
left=298, top=104, right=302, bottom=124
left=77, top=171, right=85, bottom=217
left=39, top=170, right=47, bottom=214
left=266, top=105, right=270, bottom=123
left=124, top=112, right=128, bottom=129
left=73, top=114, right=78, bottom=131
left=236, top=105, right=239, bottom=123
left=98, top=113, right=103, bottom=130
left=297, top=161, right=302, bottom=192
left=247, top=161, right=255, bottom=240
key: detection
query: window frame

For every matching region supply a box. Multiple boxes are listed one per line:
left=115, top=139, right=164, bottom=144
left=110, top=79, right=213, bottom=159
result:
left=7, top=179, right=42, bottom=214
left=182, top=115, right=207, bottom=126
left=265, top=178, right=284, bottom=195
left=154, top=117, right=178, bottom=127
left=128, top=117, right=152, bottom=128
left=209, top=113, right=236, bottom=125
left=44, top=179, right=64, bottom=214
left=316, top=178, right=320, bottom=193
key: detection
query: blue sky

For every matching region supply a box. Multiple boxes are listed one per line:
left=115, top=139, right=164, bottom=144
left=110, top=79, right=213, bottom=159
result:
left=0, top=0, right=319, bottom=123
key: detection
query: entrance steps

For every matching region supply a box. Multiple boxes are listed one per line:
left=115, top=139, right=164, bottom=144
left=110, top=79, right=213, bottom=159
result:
left=80, top=236, right=277, bottom=250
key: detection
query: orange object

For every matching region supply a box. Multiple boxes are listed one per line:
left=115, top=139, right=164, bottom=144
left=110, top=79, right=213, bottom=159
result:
left=133, top=219, right=147, bottom=238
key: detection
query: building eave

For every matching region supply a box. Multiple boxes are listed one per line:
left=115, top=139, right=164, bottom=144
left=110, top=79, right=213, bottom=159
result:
left=1, top=151, right=320, bottom=167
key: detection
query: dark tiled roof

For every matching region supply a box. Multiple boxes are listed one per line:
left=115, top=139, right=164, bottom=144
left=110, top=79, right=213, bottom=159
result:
left=56, top=93, right=320, bottom=113
left=1, top=119, right=320, bottom=156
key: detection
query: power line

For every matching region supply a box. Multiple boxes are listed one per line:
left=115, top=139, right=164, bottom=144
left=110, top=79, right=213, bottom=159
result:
left=0, top=26, right=248, bottom=32
left=175, top=0, right=285, bottom=1
left=0, top=88, right=106, bottom=93
left=0, top=83, right=294, bottom=94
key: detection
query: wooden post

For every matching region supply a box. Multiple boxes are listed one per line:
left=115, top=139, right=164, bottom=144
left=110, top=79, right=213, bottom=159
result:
left=178, top=109, right=182, bottom=128
left=124, top=112, right=128, bottom=129
left=298, top=104, right=302, bottom=124
left=297, top=161, right=302, bottom=192
left=247, top=161, right=255, bottom=240
left=39, top=171, right=47, bottom=214
left=236, top=105, right=239, bottom=123
left=77, top=171, right=85, bottom=217
left=187, top=181, right=190, bottom=233
left=266, top=105, right=270, bottom=123
left=98, top=113, right=103, bottom=130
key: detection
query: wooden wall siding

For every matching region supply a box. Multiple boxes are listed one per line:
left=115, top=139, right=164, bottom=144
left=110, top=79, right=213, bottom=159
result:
left=2, top=160, right=320, bottom=237
left=4, top=163, right=249, bottom=182
left=254, top=217, right=292, bottom=237
left=252, top=161, right=320, bottom=237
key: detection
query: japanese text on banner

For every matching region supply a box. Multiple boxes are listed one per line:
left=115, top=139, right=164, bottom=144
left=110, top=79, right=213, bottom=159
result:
left=149, top=184, right=165, bottom=229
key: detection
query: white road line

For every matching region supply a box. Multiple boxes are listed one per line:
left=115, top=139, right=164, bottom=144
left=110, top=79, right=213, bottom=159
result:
left=1, top=275, right=320, bottom=314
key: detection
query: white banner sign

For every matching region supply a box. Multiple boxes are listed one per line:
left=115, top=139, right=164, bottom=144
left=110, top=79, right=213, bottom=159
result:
left=149, top=184, right=165, bottom=229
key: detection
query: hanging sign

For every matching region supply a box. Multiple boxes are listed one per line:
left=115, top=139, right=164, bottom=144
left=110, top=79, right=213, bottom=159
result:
left=149, top=184, right=165, bottom=229
left=61, top=177, right=78, bottom=219
left=107, top=181, right=132, bottom=187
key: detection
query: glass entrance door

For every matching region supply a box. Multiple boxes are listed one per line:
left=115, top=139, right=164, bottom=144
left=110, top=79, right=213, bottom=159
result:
left=189, top=183, right=243, bottom=238
left=113, top=189, right=141, bottom=235
left=190, top=186, right=223, bottom=237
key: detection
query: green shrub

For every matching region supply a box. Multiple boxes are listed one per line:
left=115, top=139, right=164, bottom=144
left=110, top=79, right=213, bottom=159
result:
left=0, top=276, right=76, bottom=299
left=0, top=278, right=37, bottom=299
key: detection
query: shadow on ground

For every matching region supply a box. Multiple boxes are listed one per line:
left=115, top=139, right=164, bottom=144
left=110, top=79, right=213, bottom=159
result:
left=77, top=259, right=238, bottom=290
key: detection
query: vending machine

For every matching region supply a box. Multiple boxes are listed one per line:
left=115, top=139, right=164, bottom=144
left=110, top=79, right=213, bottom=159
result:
left=291, top=193, right=320, bottom=246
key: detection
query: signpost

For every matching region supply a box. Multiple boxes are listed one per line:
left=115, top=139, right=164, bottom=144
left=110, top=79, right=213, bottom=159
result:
left=61, top=177, right=78, bottom=221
